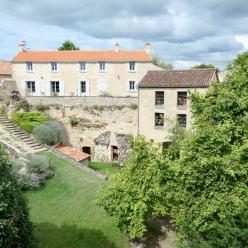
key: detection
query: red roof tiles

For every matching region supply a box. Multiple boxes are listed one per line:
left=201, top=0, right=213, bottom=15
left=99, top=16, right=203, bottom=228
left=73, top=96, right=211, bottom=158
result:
left=55, top=145, right=90, bottom=162
left=0, top=61, right=11, bottom=75
left=138, top=69, right=218, bottom=88
left=13, top=50, right=151, bottom=62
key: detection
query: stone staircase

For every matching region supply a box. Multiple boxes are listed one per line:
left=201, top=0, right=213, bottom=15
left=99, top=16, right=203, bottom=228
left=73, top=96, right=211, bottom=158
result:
left=0, top=116, right=47, bottom=153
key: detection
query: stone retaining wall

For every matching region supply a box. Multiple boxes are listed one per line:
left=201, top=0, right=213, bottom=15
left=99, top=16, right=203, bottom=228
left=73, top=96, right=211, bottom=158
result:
left=26, top=96, right=138, bottom=107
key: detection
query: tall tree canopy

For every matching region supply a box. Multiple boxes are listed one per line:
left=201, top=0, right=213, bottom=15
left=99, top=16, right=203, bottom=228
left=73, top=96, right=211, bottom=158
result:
left=0, top=147, right=37, bottom=248
left=191, top=63, right=216, bottom=69
left=152, top=55, right=173, bottom=70
left=58, top=40, right=80, bottom=51
left=100, top=51, right=248, bottom=248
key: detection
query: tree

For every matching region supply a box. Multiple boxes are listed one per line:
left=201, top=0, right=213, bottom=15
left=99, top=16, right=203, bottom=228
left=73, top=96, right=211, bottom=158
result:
left=191, top=63, right=216, bottom=69
left=99, top=136, right=166, bottom=239
left=0, top=147, right=37, bottom=247
left=58, top=40, right=80, bottom=51
left=152, top=55, right=173, bottom=70
left=165, top=51, right=248, bottom=247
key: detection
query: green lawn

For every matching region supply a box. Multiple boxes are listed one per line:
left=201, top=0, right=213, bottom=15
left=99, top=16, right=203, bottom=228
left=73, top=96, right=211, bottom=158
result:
left=89, top=162, right=121, bottom=177
left=25, top=152, right=130, bottom=248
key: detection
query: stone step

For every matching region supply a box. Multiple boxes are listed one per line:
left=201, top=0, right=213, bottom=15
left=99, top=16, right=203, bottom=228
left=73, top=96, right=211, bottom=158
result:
left=22, top=138, right=35, bottom=142
left=33, top=148, right=48, bottom=153
left=15, top=132, right=27, bottom=135
left=18, top=135, right=30, bottom=139
left=25, top=141, right=38, bottom=144
left=5, top=124, right=16, bottom=127
left=29, top=143, right=42, bottom=148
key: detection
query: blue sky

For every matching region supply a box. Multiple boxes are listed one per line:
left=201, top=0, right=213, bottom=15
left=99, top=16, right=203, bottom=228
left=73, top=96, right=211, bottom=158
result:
left=0, top=0, right=248, bottom=68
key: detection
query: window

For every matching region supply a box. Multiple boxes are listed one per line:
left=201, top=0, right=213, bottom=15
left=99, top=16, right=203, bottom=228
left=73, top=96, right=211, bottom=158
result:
left=51, top=81, right=60, bottom=93
left=154, top=112, right=164, bottom=127
left=99, top=62, right=106, bottom=71
left=26, top=81, right=35, bottom=93
left=26, top=62, right=33, bottom=72
left=51, top=62, right=58, bottom=72
left=129, top=81, right=136, bottom=91
left=80, top=62, right=86, bottom=72
left=129, top=62, right=136, bottom=71
left=155, top=91, right=164, bottom=106
left=177, top=92, right=187, bottom=107
left=177, top=114, right=187, bottom=128
left=81, top=81, right=86, bottom=93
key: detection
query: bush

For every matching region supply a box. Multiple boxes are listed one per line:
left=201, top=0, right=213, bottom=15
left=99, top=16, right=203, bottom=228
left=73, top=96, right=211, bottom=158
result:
left=69, top=115, right=78, bottom=126
left=130, top=103, right=137, bottom=110
left=12, top=112, right=48, bottom=133
left=32, top=121, right=64, bottom=145
left=0, top=105, right=7, bottom=116
left=35, top=103, right=49, bottom=112
left=15, top=99, right=30, bottom=112
left=0, top=146, right=37, bottom=247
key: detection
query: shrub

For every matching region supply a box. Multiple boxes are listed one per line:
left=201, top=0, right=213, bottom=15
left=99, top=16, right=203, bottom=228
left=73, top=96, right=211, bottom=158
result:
left=32, top=121, right=64, bottom=145
left=12, top=112, right=48, bottom=133
left=35, top=103, right=49, bottom=112
left=69, top=115, right=78, bottom=126
left=0, top=146, right=37, bottom=247
left=130, top=103, right=137, bottom=110
left=15, top=99, right=30, bottom=112
left=0, top=105, right=7, bottom=116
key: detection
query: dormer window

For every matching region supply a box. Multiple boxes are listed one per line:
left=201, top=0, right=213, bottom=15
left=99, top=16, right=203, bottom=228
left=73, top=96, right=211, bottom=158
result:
left=80, top=62, right=86, bottom=72
left=99, top=62, right=106, bottom=72
left=51, top=62, right=58, bottom=72
left=26, top=62, right=33, bottom=72
left=129, top=62, right=136, bottom=71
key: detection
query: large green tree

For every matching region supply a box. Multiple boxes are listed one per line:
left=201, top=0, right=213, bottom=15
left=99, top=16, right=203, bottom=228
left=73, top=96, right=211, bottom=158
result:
left=191, top=63, right=216, bottom=69
left=99, top=136, right=166, bottom=238
left=152, top=55, right=173, bottom=70
left=0, top=147, right=37, bottom=248
left=58, top=40, right=80, bottom=51
left=165, top=52, right=248, bottom=247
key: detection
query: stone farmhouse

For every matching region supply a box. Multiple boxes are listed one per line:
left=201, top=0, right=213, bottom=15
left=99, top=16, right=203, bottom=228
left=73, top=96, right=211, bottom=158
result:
left=138, top=69, right=219, bottom=148
left=12, top=42, right=160, bottom=97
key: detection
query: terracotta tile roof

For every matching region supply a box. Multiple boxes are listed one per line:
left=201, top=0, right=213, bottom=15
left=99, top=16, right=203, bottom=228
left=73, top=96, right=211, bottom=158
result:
left=138, top=69, right=218, bottom=88
left=55, top=145, right=90, bottom=162
left=13, top=50, right=151, bottom=62
left=0, top=61, right=11, bottom=75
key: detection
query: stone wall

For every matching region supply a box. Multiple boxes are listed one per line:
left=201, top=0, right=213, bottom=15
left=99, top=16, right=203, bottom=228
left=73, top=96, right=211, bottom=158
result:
left=27, top=96, right=138, bottom=107
left=0, top=79, right=17, bottom=100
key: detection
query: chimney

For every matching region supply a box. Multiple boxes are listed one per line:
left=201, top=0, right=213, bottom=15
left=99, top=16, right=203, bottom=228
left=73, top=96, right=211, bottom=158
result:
left=115, top=42, right=120, bottom=52
left=145, top=42, right=151, bottom=55
left=19, top=41, right=26, bottom=53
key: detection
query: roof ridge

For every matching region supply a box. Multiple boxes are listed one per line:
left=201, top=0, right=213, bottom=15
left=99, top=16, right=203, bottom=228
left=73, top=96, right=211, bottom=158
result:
left=147, top=68, right=216, bottom=73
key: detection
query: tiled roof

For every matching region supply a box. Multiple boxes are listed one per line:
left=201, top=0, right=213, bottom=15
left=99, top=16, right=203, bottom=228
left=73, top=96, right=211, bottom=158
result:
left=55, top=145, right=90, bottom=162
left=0, top=61, right=11, bottom=75
left=138, top=69, right=217, bottom=88
left=13, top=50, right=151, bottom=62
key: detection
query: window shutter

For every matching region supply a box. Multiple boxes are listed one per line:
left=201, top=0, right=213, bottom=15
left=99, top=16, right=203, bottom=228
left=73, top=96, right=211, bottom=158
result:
left=21, top=80, right=26, bottom=95
left=35, top=81, right=40, bottom=96
left=86, top=81, right=90, bottom=96
left=77, top=81, right=81, bottom=96
left=126, top=81, right=130, bottom=91
left=45, top=82, right=50, bottom=96
left=60, top=81, right=65, bottom=96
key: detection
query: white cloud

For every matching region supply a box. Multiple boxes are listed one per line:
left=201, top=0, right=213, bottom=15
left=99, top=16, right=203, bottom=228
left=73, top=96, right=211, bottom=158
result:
left=235, top=35, right=248, bottom=49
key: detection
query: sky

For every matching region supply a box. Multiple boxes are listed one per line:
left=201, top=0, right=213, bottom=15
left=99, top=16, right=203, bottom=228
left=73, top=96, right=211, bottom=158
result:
left=0, top=0, right=248, bottom=69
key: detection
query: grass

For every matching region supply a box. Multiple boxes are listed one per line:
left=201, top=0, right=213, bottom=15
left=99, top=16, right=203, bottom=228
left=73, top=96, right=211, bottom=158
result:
left=89, top=162, right=121, bottom=177
left=25, top=152, right=130, bottom=248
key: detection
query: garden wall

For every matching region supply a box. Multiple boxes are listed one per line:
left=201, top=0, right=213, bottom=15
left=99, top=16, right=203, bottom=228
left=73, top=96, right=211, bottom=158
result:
left=26, top=96, right=138, bottom=107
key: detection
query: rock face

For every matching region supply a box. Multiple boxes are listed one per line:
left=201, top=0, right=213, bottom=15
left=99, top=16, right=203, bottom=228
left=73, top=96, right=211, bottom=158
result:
left=42, top=103, right=137, bottom=163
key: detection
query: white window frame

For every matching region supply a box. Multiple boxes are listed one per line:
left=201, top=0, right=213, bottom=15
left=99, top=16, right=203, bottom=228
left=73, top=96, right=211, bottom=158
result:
left=51, top=62, right=58, bottom=72
left=26, top=62, right=33, bottom=73
left=129, top=61, right=136, bottom=72
left=99, top=61, right=106, bottom=72
left=128, top=80, right=137, bottom=92
left=80, top=62, right=87, bottom=72
left=50, top=81, right=60, bottom=94
left=26, top=81, right=36, bottom=93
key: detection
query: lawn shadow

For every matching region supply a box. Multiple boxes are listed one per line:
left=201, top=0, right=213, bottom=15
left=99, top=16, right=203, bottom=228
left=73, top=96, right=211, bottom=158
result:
left=35, top=222, right=118, bottom=248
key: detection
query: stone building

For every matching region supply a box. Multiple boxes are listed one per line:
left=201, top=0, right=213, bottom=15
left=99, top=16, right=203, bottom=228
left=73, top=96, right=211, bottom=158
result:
left=12, top=42, right=160, bottom=97
left=138, top=69, right=219, bottom=147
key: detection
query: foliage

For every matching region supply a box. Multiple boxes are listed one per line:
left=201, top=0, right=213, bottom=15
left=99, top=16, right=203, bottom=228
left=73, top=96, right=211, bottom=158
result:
left=191, top=63, right=216, bottom=69
left=163, top=51, right=248, bottom=247
left=69, top=115, right=78, bottom=126
left=58, top=40, right=80, bottom=51
left=152, top=55, right=173, bottom=70
left=0, top=146, right=37, bottom=247
left=129, top=103, right=137, bottom=110
left=99, top=136, right=166, bottom=239
left=25, top=152, right=130, bottom=248
left=0, top=105, right=7, bottom=116
left=12, top=112, right=48, bottom=133
left=15, top=98, right=30, bottom=112
left=32, top=121, right=64, bottom=145
left=35, top=103, right=49, bottom=112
